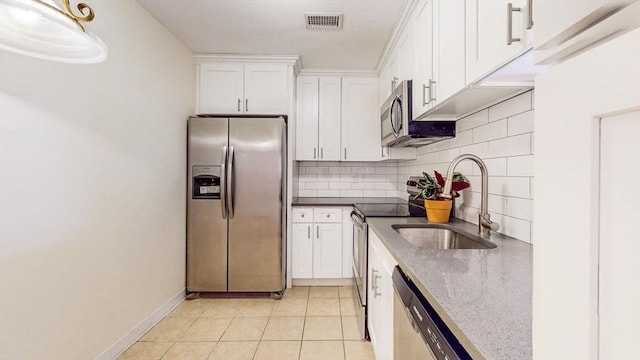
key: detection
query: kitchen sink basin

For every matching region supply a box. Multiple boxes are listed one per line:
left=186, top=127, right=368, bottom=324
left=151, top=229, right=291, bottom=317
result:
left=392, top=224, right=497, bottom=250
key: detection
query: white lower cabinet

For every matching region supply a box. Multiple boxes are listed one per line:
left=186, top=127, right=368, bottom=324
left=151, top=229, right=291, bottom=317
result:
left=368, top=228, right=397, bottom=360
left=292, top=207, right=345, bottom=279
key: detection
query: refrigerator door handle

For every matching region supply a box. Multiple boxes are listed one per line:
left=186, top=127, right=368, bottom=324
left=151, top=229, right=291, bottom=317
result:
left=220, top=146, right=228, bottom=219
left=227, top=145, right=235, bottom=219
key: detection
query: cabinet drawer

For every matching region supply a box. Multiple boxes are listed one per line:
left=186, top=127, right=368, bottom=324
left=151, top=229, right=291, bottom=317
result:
left=292, top=207, right=313, bottom=223
left=313, top=208, right=343, bottom=223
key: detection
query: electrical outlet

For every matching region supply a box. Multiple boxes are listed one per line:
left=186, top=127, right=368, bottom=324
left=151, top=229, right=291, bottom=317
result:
left=352, top=174, right=359, bottom=182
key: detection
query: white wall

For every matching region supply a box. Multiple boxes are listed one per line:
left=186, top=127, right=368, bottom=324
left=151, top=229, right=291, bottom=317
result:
left=398, top=91, right=535, bottom=242
left=294, top=161, right=403, bottom=198
left=0, top=1, right=194, bottom=359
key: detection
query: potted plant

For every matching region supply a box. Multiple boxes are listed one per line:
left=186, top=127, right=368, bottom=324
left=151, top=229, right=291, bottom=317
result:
left=415, top=171, right=470, bottom=223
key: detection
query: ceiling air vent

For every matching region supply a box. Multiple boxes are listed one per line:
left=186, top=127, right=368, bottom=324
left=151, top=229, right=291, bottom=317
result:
left=305, top=13, right=343, bottom=30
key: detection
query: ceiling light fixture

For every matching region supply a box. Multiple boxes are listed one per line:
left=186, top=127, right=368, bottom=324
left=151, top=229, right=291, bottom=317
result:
left=0, top=0, right=107, bottom=64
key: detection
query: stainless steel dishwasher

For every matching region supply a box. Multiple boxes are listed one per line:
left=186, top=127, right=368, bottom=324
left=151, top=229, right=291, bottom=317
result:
left=392, top=266, right=472, bottom=360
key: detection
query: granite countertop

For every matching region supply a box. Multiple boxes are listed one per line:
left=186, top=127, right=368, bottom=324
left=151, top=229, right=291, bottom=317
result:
left=367, top=217, right=532, bottom=360
left=292, top=197, right=406, bottom=206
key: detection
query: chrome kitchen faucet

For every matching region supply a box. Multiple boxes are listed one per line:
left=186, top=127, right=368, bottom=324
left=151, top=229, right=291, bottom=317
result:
left=440, top=154, right=500, bottom=236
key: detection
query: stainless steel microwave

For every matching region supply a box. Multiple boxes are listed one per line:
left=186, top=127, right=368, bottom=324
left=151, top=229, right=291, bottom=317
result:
left=381, top=80, right=456, bottom=147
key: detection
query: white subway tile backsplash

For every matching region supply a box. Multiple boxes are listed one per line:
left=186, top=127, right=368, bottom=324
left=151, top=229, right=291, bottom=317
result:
left=506, top=197, right=534, bottom=221
left=374, top=167, right=397, bottom=175
left=449, top=130, right=473, bottom=148
left=488, top=91, right=532, bottom=122
left=471, top=157, right=507, bottom=177
left=507, top=110, right=534, bottom=136
left=298, top=189, right=317, bottom=197
left=305, top=166, right=329, bottom=174
left=457, top=109, right=489, bottom=131
left=329, top=167, right=353, bottom=175
left=299, top=173, right=317, bottom=182
left=329, top=182, right=351, bottom=190
left=317, top=190, right=340, bottom=197
left=306, top=182, right=329, bottom=190
left=488, top=194, right=507, bottom=215
left=507, top=155, right=534, bottom=176
left=460, top=142, right=490, bottom=158
left=317, top=174, right=341, bottom=182
left=488, top=133, right=531, bottom=158
left=488, top=177, right=531, bottom=198
left=340, top=189, right=364, bottom=197
left=490, top=213, right=532, bottom=243
left=473, top=119, right=508, bottom=142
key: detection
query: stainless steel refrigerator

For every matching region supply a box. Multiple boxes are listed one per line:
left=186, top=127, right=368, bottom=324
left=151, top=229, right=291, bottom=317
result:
left=187, top=116, right=286, bottom=295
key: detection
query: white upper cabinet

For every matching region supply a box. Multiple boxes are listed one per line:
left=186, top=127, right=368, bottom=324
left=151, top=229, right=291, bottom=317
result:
left=296, top=76, right=320, bottom=161
left=297, top=74, right=380, bottom=162
left=198, top=63, right=244, bottom=114
left=411, top=0, right=435, bottom=117
left=341, top=76, right=381, bottom=161
left=318, top=77, right=342, bottom=161
left=465, top=0, right=533, bottom=82
left=243, top=63, right=288, bottom=114
left=397, top=27, right=414, bottom=83
left=295, top=76, right=341, bottom=161
left=434, top=0, right=466, bottom=102
left=197, top=62, right=288, bottom=115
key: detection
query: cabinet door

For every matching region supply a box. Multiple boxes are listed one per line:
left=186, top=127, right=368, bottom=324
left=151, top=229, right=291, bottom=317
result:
left=292, top=223, right=313, bottom=278
left=411, top=0, right=435, bottom=118
left=244, top=63, right=288, bottom=115
left=368, top=230, right=396, bottom=360
left=295, top=76, right=319, bottom=160
left=198, top=63, right=244, bottom=114
left=434, top=0, right=466, bottom=104
left=341, top=77, right=381, bottom=162
left=313, top=223, right=343, bottom=278
left=367, top=233, right=383, bottom=356
left=397, top=27, right=414, bottom=83
left=318, top=77, right=342, bottom=161
left=466, top=0, right=529, bottom=82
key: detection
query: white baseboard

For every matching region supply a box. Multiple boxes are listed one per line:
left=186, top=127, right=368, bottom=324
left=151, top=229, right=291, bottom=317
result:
left=292, top=278, right=353, bottom=287
left=95, top=288, right=185, bottom=360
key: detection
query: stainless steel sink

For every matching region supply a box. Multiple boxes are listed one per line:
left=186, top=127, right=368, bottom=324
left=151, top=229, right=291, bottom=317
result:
left=392, top=225, right=497, bottom=250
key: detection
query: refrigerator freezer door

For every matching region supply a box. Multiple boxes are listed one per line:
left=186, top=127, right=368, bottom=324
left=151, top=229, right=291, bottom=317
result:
left=227, top=117, right=285, bottom=292
left=187, top=117, right=229, bottom=292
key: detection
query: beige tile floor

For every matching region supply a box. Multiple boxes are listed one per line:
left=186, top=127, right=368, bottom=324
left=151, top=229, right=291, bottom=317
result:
left=117, top=286, right=375, bottom=360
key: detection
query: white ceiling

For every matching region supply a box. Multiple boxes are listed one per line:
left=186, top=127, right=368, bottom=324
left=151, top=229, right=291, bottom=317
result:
left=136, top=0, right=407, bottom=70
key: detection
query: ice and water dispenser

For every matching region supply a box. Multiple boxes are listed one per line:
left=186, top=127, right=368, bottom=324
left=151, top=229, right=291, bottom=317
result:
left=192, top=165, right=221, bottom=199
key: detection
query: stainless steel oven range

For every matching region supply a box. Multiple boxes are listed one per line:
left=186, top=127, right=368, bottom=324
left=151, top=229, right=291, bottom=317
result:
left=349, top=201, right=423, bottom=339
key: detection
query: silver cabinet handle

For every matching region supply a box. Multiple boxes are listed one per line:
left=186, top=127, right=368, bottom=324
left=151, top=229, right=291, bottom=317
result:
left=429, top=79, right=436, bottom=103
left=227, top=145, right=235, bottom=219
left=307, top=225, right=311, bottom=239
left=422, top=83, right=429, bottom=106
left=526, top=0, right=534, bottom=29
left=320, top=147, right=324, bottom=159
left=220, top=146, right=228, bottom=219
left=313, top=147, right=317, bottom=160
left=237, top=98, right=241, bottom=112
left=371, top=269, right=377, bottom=291
left=344, top=148, right=347, bottom=160
left=245, top=98, right=248, bottom=112
left=507, top=3, right=522, bottom=45
left=316, top=225, right=319, bottom=239
left=391, top=76, right=399, bottom=92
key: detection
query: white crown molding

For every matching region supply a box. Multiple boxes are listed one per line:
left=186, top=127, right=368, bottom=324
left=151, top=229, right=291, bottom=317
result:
left=375, top=0, right=419, bottom=73
left=299, top=68, right=378, bottom=77
left=194, top=53, right=302, bottom=74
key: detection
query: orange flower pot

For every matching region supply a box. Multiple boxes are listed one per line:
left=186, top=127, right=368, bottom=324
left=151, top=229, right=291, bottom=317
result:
left=424, top=199, right=452, bottom=223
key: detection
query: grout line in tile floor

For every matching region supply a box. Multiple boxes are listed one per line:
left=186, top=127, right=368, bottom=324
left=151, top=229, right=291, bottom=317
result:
left=117, top=286, right=374, bottom=360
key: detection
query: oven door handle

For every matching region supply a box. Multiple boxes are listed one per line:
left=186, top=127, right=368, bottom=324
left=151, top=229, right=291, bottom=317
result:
left=350, top=211, right=365, bottom=230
